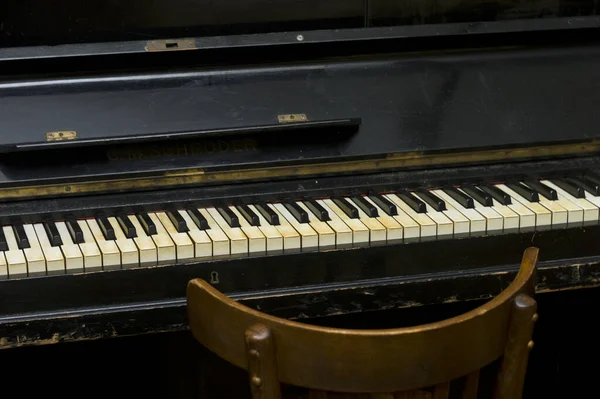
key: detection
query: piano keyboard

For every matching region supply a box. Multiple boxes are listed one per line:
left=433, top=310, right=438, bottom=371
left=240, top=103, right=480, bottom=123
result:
left=2, top=176, right=600, bottom=279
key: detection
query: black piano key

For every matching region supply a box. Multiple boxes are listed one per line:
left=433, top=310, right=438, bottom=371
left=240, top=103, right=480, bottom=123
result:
left=351, top=196, right=378, bottom=217
left=236, top=204, right=260, bottom=226
left=116, top=215, right=137, bottom=238
left=506, top=182, right=539, bottom=202
left=43, top=222, right=62, bottom=246
left=187, top=209, right=210, bottom=230
left=13, top=224, right=30, bottom=249
left=97, top=216, right=116, bottom=240
left=396, top=190, right=427, bottom=213
left=460, top=185, right=492, bottom=207
left=442, top=187, right=474, bottom=209
left=549, top=179, right=585, bottom=198
left=137, top=213, right=157, bottom=235
left=0, top=227, right=8, bottom=251
left=283, top=202, right=309, bottom=223
left=583, top=171, right=600, bottom=188
left=415, top=189, right=446, bottom=211
left=369, top=194, right=397, bottom=216
left=302, top=199, right=329, bottom=222
left=479, top=184, right=512, bottom=205
left=570, top=177, right=600, bottom=196
left=255, top=204, right=279, bottom=225
left=217, top=206, right=240, bottom=228
left=166, top=210, right=189, bottom=232
left=333, top=198, right=359, bottom=218
left=523, top=180, right=558, bottom=201
left=65, top=219, right=85, bottom=244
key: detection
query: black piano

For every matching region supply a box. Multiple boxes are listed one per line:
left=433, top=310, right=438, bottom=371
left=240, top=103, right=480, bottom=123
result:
left=1, top=0, right=600, bottom=348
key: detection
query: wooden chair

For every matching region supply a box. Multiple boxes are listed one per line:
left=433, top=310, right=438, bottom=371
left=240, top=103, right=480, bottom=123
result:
left=187, top=247, right=539, bottom=399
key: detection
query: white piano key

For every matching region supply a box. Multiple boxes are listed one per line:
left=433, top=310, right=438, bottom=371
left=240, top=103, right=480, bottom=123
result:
left=318, top=199, right=369, bottom=246
left=431, top=190, right=486, bottom=236
left=197, top=209, right=230, bottom=257
left=493, top=185, right=536, bottom=232
left=363, top=196, right=404, bottom=242
left=0, top=252, right=7, bottom=279
left=337, top=198, right=387, bottom=244
left=495, top=185, right=552, bottom=231
left=231, top=206, right=281, bottom=253
left=459, top=189, right=504, bottom=234
left=154, top=212, right=195, bottom=260
left=206, top=208, right=248, bottom=255
left=33, top=223, right=64, bottom=275
left=271, top=203, right=318, bottom=250
left=86, top=219, right=121, bottom=270
left=581, top=189, right=600, bottom=210
left=294, top=202, right=338, bottom=248
left=539, top=180, right=584, bottom=226
left=3, top=226, right=27, bottom=278
left=429, top=190, right=471, bottom=237
left=542, top=181, right=598, bottom=225
left=228, top=206, right=267, bottom=254
left=385, top=194, right=436, bottom=241
left=176, top=211, right=213, bottom=259
left=22, top=224, right=47, bottom=276
left=127, top=215, right=159, bottom=265
left=370, top=196, right=419, bottom=242
left=76, top=220, right=103, bottom=271
left=487, top=199, right=519, bottom=232
left=250, top=204, right=300, bottom=252
left=529, top=188, right=568, bottom=229
left=144, top=214, right=177, bottom=262
left=107, top=217, right=139, bottom=267
left=411, top=192, right=454, bottom=238
left=55, top=221, right=84, bottom=273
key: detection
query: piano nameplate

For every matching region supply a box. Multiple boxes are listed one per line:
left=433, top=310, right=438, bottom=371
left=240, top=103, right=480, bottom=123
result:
left=46, top=131, right=77, bottom=142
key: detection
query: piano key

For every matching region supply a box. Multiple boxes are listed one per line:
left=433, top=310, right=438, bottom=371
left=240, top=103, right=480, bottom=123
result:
left=55, top=221, right=85, bottom=273
left=569, top=177, right=600, bottom=196
left=548, top=179, right=585, bottom=199
left=542, top=180, right=597, bottom=225
left=295, top=202, right=338, bottom=248
left=155, top=212, right=195, bottom=260
left=86, top=219, right=121, bottom=270
left=0, top=226, right=7, bottom=251
left=228, top=206, right=266, bottom=254
left=144, top=213, right=177, bottom=262
left=487, top=198, right=519, bottom=233
left=206, top=208, right=249, bottom=255
left=176, top=211, right=212, bottom=259
left=107, top=217, right=139, bottom=267
left=428, top=192, right=470, bottom=237
left=126, top=215, right=158, bottom=265
left=33, top=223, right=65, bottom=275
left=441, top=187, right=474, bottom=209
left=495, top=184, right=552, bottom=231
left=583, top=172, right=600, bottom=192
left=479, top=184, right=511, bottom=205
left=283, top=202, right=310, bottom=223
left=187, top=208, right=210, bottom=230
left=0, top=252, right=6, bottom=280
left=2, top=226, right=27, bottom=277
left=395, top=190, right=427, bottom=213
left=318, top=199, right=368, bottom=246
left=493, top=185, right=537, bottom=232
left=75, top=220, right=102, bottom=271
left=254, top=203, right=280, bottom=225
left=458, top=189, right=504, bottom=234
left=351, top=196, right=379, bottom=217
left=523, top=180, right=558, bottom=200
left=433, top=190, right=486, bottom=236
left=42, top=221, right=62, bottom=247
left=329, top=197, right=386, bottom=243
left=116, top=214, right=137, bottom=238
left=505, top=182, right=539, bottom=202
left=137, top=213, right=157, bottom=235
left=197, top=209, right=231, bottom=257
left=236, top=204, right=261, bottom=226
left=332, top=197, right=359, bottom=219
left=166, top=210, right=189, bottom=233
left=217, top=206, right=241, bottom=228
left=13, top=224, right=30, bottom=249
left=249, top=204, right=300, bottom=252
left=460, top=185, right=493, bottom=207
left=385, top=194, right=436, bottom=241
left=362, top=197, right=404, bottom=242
left=97, top=216, right=116, bottom=240
left=412, top=192, right=454, bottom=238
left=271, top=203, right=318, bottom=250
left=415, top=189, right=446, bottom=212
left=65, top=218, right=85, bottom=244
left=23, top=224, right=47, bottom=276
left=240, top=206, right=284, bottom=253
left=302, top=199, right=330, bottom=222
left=539, top=180, right=584, bottom=226
left=369, top=194, right=397, bottom=216
left=579, top=187, right=600, bottom=212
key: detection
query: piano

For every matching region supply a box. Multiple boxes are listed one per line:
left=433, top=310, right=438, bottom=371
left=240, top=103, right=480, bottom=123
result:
left=1, top=0, right=600, bottom=348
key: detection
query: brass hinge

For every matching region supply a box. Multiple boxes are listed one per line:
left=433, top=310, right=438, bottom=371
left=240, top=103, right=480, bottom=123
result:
left=277, top=114, right=308, bottom=123
left=46, top=131, right=77, bottom=142
left=145, top=38, right=197, bottom=52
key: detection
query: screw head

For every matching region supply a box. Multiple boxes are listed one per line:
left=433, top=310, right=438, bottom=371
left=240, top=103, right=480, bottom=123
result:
left=251, top=376, right=262, bottom=387
left=528, top=340, right=535, bottom=350
left=296, top=34, right=304, bottom=41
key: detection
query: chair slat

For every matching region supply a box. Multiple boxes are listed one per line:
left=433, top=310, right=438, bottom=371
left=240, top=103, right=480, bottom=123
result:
left=462, top=370, right=480, bottom=399
left=432, top=382, right=450, bottom=399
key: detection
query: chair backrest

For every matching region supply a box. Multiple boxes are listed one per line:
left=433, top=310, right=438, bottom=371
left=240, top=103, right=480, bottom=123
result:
left=187, top=247, right=539, bottom=399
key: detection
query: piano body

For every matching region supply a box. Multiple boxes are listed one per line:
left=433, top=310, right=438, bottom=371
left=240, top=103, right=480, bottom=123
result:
left=0, top=0, right=600, bottom=348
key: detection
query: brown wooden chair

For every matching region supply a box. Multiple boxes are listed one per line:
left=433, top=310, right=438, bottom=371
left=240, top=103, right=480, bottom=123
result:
left=187, top=247, right=539, bottom=399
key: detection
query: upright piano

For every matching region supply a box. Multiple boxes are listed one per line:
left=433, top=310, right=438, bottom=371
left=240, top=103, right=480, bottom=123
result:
left=0, top=0, right=600, bottom=348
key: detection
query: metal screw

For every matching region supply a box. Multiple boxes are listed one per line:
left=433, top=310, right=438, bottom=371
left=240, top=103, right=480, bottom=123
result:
left=527, top=341, right=535, bottom=350
left=251, top=376, right=262, bottom=387
left=532, top=313, right=539, bottom=323
left=296, top=34, right=304, bottom=41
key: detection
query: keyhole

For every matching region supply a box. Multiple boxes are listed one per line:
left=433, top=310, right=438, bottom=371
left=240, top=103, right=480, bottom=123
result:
left=210, top=271, right=220, bottom=284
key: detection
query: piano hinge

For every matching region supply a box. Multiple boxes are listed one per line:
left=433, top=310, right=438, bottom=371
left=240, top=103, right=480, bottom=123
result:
left=278, top=114, right=308, bottom=124
left=145, top=38, right=197, bottom=52
left=46, top=131, right=77, bottom=142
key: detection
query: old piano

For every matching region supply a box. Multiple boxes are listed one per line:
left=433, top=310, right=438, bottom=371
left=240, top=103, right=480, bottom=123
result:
left=0, top=0, right=599, bottom=348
